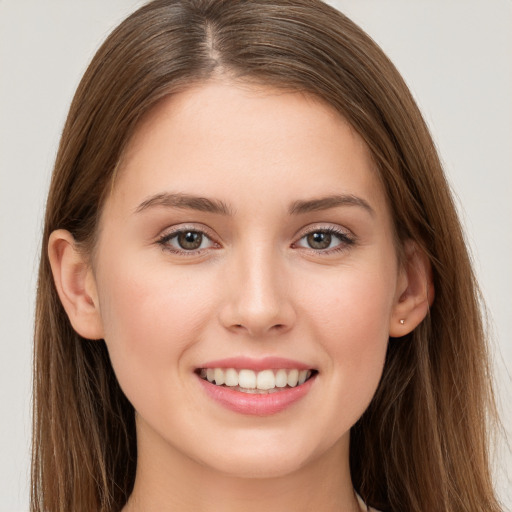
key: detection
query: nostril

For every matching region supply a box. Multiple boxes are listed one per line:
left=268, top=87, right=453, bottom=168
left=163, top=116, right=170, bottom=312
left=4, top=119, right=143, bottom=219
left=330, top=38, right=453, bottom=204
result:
left=229, top=323, right=286, bottom=335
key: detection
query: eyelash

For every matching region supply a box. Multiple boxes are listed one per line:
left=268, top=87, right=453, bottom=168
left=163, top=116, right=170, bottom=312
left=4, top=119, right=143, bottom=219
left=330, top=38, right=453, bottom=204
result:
left=293, top=226, right=356, bottom=254
left=156, top=225, right=355, bottom=256
left=157, top=225, right=219, bottom=255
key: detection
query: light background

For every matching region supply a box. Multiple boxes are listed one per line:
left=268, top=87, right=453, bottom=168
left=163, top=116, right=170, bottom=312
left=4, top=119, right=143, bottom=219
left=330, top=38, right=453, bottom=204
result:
left=0, top=1, right=510, bottom=510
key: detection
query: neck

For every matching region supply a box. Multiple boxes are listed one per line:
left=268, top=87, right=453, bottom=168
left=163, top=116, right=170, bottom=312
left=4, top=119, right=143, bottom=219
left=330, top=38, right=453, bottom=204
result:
left=123, top=420, right=360, bottom=512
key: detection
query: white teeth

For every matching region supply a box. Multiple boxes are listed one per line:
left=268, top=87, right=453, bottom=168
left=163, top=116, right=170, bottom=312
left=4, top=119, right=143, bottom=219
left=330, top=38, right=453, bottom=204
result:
left=238, top=369, right=257, bottom=389
left=256, top=369, right=275, bottom=390
left=214, top=368, right=225, bottom=386
left=287, top=369, right=299, bottom=387
left=200, top=367, right=314, bottom=391
left=275, top=369, right=288, bottom=388
left=224, top=368, right=238, bottom=387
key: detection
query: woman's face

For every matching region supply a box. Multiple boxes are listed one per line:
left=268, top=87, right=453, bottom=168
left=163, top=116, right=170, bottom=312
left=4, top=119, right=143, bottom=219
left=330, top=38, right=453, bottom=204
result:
left=91, top=81, right=405, bottom=478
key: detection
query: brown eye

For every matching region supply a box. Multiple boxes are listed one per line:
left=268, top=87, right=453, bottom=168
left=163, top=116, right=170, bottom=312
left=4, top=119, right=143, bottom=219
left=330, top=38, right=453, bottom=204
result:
left=177, top=231, right=203, bottom=250
left=306, top=232, right=332, bottom=249
left=295, top=227, right=355, bottom=253
left=158, top=227, right=218, bottom=254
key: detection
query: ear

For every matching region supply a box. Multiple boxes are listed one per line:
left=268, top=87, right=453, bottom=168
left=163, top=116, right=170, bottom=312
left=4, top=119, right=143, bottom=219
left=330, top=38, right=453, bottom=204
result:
left=389, top=240, right=435, bottom=337
left=48, top=229, right=104, bottom=340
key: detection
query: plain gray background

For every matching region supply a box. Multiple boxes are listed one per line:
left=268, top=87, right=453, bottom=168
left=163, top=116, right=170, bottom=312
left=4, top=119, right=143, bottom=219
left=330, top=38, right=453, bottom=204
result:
left=0, top=1, right=510, bottom=510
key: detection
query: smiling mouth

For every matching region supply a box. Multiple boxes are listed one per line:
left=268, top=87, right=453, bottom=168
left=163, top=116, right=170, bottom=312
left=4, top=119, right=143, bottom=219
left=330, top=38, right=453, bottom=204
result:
left=196, top=368, right=317, bottom=394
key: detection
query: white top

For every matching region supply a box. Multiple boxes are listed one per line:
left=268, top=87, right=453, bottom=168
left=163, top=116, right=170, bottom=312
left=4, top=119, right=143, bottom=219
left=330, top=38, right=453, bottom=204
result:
left=356, top=493, right=381, bottom=512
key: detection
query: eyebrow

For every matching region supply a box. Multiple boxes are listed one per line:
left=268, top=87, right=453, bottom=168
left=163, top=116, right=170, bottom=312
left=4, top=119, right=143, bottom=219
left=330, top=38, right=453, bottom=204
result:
left=288, top=194, right=374, bottom=216
left=134, top=192, right=374, bottom=217
left=135, top=192, right=233, bottom=216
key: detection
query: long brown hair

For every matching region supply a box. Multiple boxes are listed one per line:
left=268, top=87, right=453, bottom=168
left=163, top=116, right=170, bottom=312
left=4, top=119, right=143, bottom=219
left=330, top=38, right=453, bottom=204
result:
left=32, top=1, right=502, bottom=510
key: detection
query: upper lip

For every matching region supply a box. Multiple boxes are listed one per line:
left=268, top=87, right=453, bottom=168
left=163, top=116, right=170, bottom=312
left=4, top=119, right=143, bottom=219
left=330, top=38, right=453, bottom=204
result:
left=197, top=356, right=313, bottom=372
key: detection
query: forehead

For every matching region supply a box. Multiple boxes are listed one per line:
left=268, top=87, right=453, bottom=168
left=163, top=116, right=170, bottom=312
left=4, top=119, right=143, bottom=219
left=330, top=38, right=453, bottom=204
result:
left=108, top=80, right=388, bottom=219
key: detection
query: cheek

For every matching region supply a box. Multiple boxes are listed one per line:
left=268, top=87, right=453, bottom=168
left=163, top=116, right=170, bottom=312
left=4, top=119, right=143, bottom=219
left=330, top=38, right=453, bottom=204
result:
left=303, top=264, right=395, bottom=342
left=299, top=264, right=395, bottom=407
left=94, top=259, right=216, bottom=401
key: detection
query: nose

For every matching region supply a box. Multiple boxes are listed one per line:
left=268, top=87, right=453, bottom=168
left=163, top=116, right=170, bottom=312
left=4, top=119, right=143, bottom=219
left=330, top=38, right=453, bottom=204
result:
left=218, top=246, right=296, bottom=338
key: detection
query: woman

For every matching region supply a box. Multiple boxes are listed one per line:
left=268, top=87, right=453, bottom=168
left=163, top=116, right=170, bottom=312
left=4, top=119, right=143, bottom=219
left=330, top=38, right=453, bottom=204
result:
left=32, top=0, right=502, bottom=510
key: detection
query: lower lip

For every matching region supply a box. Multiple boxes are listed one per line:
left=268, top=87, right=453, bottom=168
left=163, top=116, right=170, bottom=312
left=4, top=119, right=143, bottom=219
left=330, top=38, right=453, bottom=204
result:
left=197, top=374, right=316, bottom=416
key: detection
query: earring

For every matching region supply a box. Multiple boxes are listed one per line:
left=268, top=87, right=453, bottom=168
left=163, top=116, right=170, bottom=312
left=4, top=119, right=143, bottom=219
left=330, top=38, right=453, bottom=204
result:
left=399, top=319, right=405, bottom=325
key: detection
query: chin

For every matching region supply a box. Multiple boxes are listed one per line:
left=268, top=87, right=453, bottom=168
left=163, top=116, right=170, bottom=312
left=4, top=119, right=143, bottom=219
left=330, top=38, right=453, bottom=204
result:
left=205, top=451, right=312, bottom=480
left=188, top=431, right=337, bottom=481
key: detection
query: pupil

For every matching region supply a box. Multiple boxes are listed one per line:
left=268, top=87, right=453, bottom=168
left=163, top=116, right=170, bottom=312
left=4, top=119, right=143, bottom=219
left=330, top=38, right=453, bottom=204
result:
left=307, top=232, right=331, bottom=249
left=178, top=231, right=202, bottom=250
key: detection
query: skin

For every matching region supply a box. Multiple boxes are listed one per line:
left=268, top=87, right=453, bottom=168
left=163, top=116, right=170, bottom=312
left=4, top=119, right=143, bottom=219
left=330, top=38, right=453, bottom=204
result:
left=49, top=81, right=432, bottom=511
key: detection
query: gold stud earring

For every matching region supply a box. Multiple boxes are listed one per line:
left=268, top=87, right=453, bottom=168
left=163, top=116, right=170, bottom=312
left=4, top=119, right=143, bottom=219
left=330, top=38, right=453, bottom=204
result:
left=399, top=319, right=405, bottom=325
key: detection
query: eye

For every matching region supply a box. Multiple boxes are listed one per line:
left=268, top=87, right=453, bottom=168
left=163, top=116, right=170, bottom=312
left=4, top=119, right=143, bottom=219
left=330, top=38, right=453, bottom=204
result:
left=294, top=227, right=354, bottom=253
left=158, top=228, right=218, bottom=254
left=305, top=231, right=334, bottom=250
